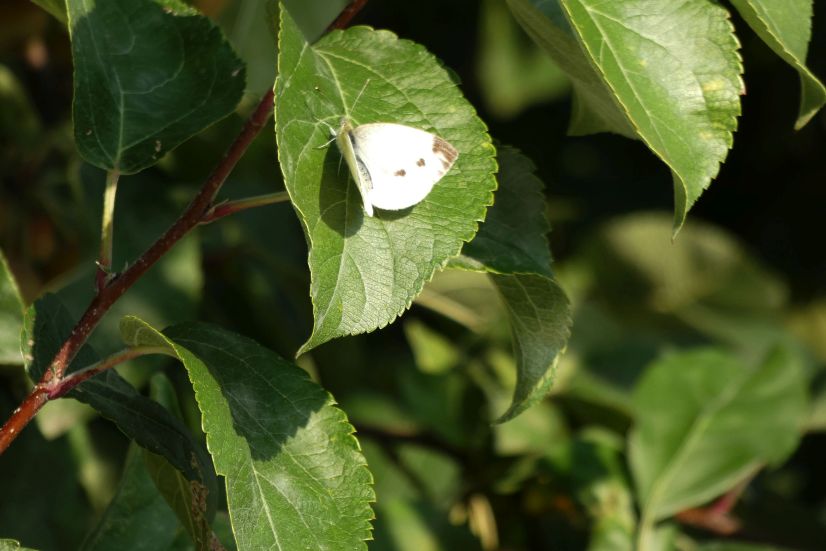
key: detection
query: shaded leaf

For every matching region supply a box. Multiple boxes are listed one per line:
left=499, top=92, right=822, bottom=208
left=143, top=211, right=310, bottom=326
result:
left=505, top=0, right=636, bottom=138
left=145, top=373, right=214, bottom=550
left=629, top=346, right=808, bottom=522
left=67, top=0, right=245, bottom=173
left=0, top=250, right=25, bottom=364
left=403, top=319, right=461, bottom=375
left=0, top=389, right=90, bottom=550
left=275, top=3, right=497, bottom=353
left=81, top=445, right=181, bottom=551
left=281, top=0, right=349, bottom=42
left=362, top=440, right=479, bottom=551
left=729, top=0, right=826, bottom=129
left=494, top=400, right=568, bottom=456
left=372, top=500, right=480, bottom=551
left=452, top=147, right=570, bottom=422
left=507, top=0, right=743, bottom=231
left=491, top=273, right=570, bottom=422
left=456, top=146, right=553, bottom=278
left=23, top=294, right=217, bottom=507
left=121, top=317, right=375, bottom=550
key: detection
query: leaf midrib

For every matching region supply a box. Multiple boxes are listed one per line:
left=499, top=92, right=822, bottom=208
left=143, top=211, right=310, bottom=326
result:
left=641, top=362, right=755, bottom=518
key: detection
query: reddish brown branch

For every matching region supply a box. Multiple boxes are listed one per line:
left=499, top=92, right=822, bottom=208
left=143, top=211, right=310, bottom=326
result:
left=0, top=387, right=48, bottom=452
left=675, top=477, right=751, bottom=536
left=0, top=91, right=274, bottom=454
left=327, top=0, right=368, bottom=31
left=0, top=0, right=370, bottom=456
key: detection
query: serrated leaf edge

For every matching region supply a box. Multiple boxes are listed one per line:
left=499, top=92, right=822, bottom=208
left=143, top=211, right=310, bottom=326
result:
left=558, top=0, right=744, bottom=233
left=274, top=8, right=498, bottom=355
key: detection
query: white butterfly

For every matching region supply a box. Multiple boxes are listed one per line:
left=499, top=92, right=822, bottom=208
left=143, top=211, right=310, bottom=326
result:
left=334, top=118, right=459, bottom=217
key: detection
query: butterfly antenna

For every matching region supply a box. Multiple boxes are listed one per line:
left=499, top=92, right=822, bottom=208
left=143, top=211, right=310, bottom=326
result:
left=346, top=79, right=371, bottom=117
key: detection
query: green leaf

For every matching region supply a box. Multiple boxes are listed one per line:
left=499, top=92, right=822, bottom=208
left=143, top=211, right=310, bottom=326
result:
left=507, top=0, right=743, bottom=231
left=0, top=541, right=38, bottom=551
left=121, top=317, right=375, bottom=550
left=450, top=147, right=571, bottom=422
left=0, top=250, right=25, bottom=364
left=145, top=373, right=214, bottom=550
left=505, top=0, right=636, bottom=138
left=362, top=441, right=478, bottom=551
left=456, top=146, right=553, bottom=278
left=729, top=0, right=826, bottom=129
left=275, top=3, right=497, bottom=354
left=23, top=294, right=218, bottom=504
left=67, top=0, right=245, bottom=173
left=494, top=401, right=568, bottom=456
left=31, top=0, right=68, bottom=23
left=491, top=274, right=570, bottom=422
left=81, top=445, right=181, bottom=551
left=629, top=346, right=808, bottom=522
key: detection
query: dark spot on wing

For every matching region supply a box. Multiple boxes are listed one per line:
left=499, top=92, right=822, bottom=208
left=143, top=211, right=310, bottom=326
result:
left=417, top=158, right=426, bottom=167
left=432, top=136, right=458, bottom=171
left=394, top=169, right=406, bottom=177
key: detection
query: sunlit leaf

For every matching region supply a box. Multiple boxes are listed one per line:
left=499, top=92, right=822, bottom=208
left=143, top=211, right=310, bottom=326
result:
left=121, top=317, right=375, bottom=550
left=275, top=3, right=497, bottom=354
left=506, top=0, right=743, bottom=231
left=729, top=0, right=825, bottom=129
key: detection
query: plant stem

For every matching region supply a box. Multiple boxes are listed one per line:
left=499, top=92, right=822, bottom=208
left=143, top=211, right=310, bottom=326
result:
left=0, top=90, right=274, bottom=455
left=96, top=169, right=120, bottom=292
left=327, top=0, right=368, bottom=31
left=0, top=0, right=372, bottom=456
left=0, top=387, right=49, bottom=451
left=200, top=191, right=291, bottom=225
left=0, top=345, right=167, bottom=452
left=49, top=346, right=173, bottom=399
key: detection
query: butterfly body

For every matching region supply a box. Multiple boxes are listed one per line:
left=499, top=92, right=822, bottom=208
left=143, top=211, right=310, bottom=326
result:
left=335, top=118, right=458, bottom=216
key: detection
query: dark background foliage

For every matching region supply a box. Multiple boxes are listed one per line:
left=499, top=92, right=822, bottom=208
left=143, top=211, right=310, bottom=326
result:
left=1, top=0, right=824, bottom=549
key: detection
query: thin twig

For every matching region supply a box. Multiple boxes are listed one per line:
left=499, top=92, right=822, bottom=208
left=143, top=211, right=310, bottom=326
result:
left=200, top=191, right=291, bottom=225
left=0, top=0, right=371, bottom=456
left=327, top=0, right=368, bottom=31
left=0, top=91, right=274, bottom=454
left=48, top=346, right=173, bottom=399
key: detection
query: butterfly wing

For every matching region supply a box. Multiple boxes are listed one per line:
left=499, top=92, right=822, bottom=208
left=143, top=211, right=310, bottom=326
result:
left=350, top=123, right=458, bottom=212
